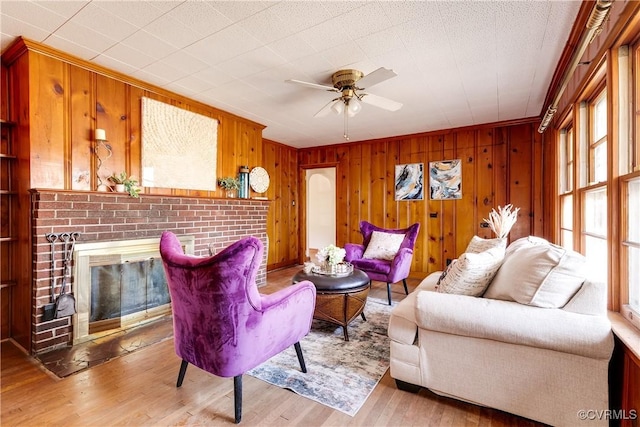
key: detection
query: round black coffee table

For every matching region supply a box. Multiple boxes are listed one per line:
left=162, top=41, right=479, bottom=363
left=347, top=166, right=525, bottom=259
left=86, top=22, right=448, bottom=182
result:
left=292, top=268, right=370, bottom=341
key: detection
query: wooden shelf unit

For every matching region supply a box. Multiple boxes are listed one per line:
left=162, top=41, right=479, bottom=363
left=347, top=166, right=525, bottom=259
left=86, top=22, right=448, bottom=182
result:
left=1, top=119, right=17, bottom=340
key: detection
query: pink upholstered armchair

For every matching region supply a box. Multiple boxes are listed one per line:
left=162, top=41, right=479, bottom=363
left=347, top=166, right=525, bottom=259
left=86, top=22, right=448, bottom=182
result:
left=345, top=221, right=420, bottom=305
left=159, top=231, right=316, bottom=424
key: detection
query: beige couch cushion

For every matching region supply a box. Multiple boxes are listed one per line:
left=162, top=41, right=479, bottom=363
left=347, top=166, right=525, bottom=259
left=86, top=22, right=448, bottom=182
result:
left=484, top=236, right=586, bottom=308
left=415, top=290, right=614, bottom=359
left=436, top=247, right=505, bottom=296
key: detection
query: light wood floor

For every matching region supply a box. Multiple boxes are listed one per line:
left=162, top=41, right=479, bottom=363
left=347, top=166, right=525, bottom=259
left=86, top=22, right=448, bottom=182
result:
left=1, top=266, right=542, bottom=426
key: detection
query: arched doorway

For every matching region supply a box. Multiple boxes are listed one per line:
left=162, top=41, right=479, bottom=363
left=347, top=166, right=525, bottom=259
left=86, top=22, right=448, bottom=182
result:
left=305, top=167, right=336, bottom=260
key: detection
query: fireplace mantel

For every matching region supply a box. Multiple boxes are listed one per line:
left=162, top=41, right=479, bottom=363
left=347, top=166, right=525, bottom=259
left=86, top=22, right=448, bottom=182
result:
left=30, top=189, right=270, bottom=354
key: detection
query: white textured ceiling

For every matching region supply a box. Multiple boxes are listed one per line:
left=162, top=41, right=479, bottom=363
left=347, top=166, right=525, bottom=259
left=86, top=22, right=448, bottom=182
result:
left=0, top=0, right=581, bottom=148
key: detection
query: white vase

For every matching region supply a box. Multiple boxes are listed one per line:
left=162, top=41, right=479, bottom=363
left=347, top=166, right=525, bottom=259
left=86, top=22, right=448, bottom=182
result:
left=115, top=184, right=126, bottom=192
left=97, top=184, right=109, bottom=192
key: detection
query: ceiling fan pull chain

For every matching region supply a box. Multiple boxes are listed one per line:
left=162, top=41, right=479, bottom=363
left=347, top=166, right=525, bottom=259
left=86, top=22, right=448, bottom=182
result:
left=343, top=107, right=349, bottom=141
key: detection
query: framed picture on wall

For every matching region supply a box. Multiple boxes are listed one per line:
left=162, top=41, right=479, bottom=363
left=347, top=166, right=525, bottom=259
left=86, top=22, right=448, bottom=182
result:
left=395, top=163, right=424, bottom=201
left=429, top=159, right=462, bottom=200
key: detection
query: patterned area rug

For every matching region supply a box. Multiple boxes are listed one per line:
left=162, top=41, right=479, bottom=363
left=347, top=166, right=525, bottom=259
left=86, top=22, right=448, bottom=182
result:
left=247, top=298, right=394, bottom=416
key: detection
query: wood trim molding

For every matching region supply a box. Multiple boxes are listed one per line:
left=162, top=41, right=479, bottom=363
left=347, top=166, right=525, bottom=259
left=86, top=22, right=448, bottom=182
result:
left=299, top=116, right=540, bottom=152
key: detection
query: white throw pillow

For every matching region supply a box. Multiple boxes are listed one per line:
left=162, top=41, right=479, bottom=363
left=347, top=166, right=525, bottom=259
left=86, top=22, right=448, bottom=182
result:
left=465, top=235, right=507, bottom=254
left=436, top=260, right=457, bottom=287
left=362, top=231, right=406, bottom=261
left=436, top=247, right=505, bottom=296
left=483, top=236, right=587, bottom=308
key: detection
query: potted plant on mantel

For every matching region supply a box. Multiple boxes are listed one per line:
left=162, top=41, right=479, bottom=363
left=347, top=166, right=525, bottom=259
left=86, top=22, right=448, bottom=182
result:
left=218, top=176, right=240, bottom=198
left=108, top=172, right=141, bottom=198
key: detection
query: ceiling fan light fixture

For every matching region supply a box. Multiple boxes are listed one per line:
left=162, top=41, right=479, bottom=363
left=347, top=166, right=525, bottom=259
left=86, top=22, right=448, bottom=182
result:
left=331, top=100, right=344, bottom=115
left=347, top=98, right=361, bottom=116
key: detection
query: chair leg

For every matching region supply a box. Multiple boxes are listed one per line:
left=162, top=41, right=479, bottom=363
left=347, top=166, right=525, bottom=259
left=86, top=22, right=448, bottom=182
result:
left=234, top=375, right=242, bottom=424
left=294, top=342, right=307, bottom=373
left=176, top=359, right=188, bottom=387
left=403, top=278, right=409, bottom=295
left=387, top=282, right=392, bottom=305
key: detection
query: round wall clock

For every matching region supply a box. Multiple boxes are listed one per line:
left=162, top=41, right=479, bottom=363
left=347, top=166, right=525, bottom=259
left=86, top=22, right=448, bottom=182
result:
left=249, top=167, right=270, bottom=193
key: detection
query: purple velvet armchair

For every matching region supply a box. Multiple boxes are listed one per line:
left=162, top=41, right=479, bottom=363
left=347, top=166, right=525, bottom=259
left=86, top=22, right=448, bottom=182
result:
left=345, top=221, right=420, bottom=305
left=159, top=231, right=316, bottom=424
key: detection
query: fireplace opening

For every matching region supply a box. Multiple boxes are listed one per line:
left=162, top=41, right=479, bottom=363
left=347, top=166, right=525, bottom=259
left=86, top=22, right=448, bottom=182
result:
left=89, top=257, right=170, bottom=334
left=73, top=236, right=195, bottom=344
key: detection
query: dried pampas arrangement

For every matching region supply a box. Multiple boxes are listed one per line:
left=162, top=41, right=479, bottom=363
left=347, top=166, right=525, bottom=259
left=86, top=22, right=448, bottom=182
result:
left=484, top=204, right=520, bottom=239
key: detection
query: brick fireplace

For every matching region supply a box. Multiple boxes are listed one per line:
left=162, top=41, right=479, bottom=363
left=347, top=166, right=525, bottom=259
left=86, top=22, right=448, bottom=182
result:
left=31, top=190, right=270, bottom=354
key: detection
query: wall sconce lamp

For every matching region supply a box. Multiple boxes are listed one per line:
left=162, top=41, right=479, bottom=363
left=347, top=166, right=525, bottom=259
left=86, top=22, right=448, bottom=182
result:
left=94, top=128, right=112, bottom=191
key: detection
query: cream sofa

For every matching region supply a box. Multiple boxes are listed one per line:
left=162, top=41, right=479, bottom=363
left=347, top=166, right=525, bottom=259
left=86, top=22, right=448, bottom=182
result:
left=388, top=237, right=614, bottom=427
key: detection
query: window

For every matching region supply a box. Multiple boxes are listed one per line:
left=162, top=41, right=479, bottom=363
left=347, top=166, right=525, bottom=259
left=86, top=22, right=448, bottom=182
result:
left=575, top=86, right=608, bottom=284
left=624, top=177, right=640, bottom=314
left=621, top=41, right=640, bottom=328
left=559, top=126, right=574, bottom=250
left=582, top=186, right=608, bottom=283
left=634, top=44, right=640, bottom=172
left=553, top=31, right=640, bottom=328
left=589, top=90, right=607, bottom=184
left=560, top=127, right=574, bottom=193
left=560, top=194, right=573, bottom=251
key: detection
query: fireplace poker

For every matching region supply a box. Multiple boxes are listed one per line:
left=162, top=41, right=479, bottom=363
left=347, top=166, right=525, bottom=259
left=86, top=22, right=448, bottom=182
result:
left=54, top=232, right=79, bottom=318
left=43, top=233, right=59, bottom=321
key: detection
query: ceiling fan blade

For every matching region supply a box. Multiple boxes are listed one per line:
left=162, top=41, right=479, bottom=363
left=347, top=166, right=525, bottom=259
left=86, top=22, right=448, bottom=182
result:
left=314, top=99, right=340, bottom=117
left=360, top=93, right=403, bottom=111
left=286, top=79, right=336, bottom=91
left=356, top=67, right=397, bottom=89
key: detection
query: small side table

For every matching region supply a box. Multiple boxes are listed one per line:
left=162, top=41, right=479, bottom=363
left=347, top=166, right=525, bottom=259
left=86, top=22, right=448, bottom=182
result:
left=292, top=268, right=370, bottom=341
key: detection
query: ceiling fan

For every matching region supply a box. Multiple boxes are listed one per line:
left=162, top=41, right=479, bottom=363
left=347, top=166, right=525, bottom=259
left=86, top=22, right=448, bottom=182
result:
left=286, top=67, right=403, bottom=140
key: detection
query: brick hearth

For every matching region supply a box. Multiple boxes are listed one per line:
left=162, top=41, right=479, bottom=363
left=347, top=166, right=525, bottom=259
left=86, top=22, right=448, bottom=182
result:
left=31, top=190, right=270, bottom=354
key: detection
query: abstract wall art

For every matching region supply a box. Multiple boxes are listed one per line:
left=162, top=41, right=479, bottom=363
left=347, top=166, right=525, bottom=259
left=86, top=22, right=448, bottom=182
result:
left=141, top=97, right=218, bottom=191
left=429, top=159, right=462, bottom=200
left=395, top=163, right=424, bottom=201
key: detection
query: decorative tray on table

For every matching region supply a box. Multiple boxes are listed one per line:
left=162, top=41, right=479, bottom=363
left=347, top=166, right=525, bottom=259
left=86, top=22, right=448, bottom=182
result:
left=311, top=262, right=354, bottom=277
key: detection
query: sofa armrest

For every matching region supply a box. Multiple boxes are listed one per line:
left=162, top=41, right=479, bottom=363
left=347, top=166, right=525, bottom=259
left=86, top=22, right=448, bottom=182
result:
left=388, top=272, right=441, bottom=345
left=563, top=280, right=608, bottom=316
left=415, top=291, right=614, bottom=360
left=388, top=292, right=419, bottom=345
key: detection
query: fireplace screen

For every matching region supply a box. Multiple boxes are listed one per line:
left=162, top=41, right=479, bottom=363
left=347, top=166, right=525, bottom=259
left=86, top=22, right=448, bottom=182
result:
left=90, top=257, right=169, bottom=326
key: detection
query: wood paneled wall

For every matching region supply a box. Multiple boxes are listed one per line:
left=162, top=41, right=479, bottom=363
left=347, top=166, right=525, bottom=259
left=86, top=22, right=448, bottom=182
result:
left=3, top=38, right=264, bottom=194
left=298, top=121, right=545, bottom=276
left=262, top=139, right=299, bottom=270
left=1, top=38, right=266, bottom=351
